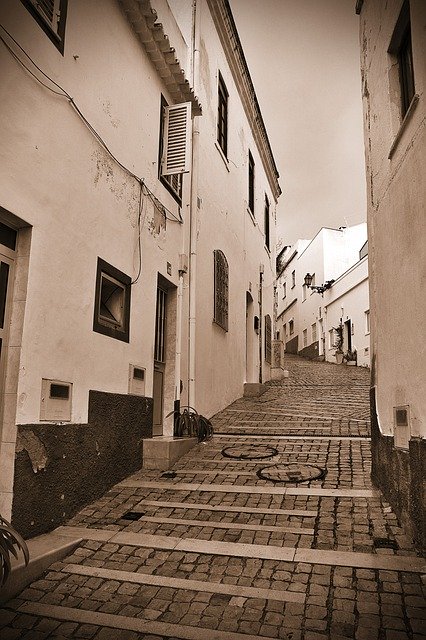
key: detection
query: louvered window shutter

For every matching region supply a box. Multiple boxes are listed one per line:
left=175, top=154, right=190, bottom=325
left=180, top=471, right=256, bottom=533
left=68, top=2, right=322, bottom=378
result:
left=161, top=103, right=192, bottom=176
left=28, top=0, right=62, bottom=34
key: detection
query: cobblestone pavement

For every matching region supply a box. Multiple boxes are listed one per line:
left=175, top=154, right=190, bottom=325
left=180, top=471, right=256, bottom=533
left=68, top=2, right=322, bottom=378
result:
left=1, top=356, right=425, bottom=639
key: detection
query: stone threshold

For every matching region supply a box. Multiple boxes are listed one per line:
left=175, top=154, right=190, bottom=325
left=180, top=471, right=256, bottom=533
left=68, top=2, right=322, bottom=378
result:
left=138, top=515, right=314, bottom=535
left=18, top=602, right=273, bottom=640
left=55, top=526, right=426, bottom=572
left=118, top=479, right=378, bottom=497
left=138, top=499, right=318, bottom=517
left=63, top=563, right=305, bottom=603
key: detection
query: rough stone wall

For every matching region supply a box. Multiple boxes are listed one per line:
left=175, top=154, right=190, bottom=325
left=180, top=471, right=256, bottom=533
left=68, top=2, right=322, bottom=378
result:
left=11, top=391, right=153, bottom=539
left=370, top=388, right=425, bottom=554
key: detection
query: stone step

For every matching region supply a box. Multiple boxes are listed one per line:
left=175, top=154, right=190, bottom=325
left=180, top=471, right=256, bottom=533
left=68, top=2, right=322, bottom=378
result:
left=18, top=602, right=278, bottom=640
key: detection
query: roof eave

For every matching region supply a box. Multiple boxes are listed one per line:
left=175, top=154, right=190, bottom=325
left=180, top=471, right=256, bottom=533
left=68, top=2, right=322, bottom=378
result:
left=118, top=0, right=202, bottom=116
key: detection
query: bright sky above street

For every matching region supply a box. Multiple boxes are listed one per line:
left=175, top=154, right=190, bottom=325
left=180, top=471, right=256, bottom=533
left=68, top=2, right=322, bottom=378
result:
left=229, top=0, right=367, bottom=246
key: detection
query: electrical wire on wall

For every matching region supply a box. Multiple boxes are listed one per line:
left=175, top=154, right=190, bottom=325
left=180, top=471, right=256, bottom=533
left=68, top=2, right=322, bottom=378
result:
left=0, top=23, right=183, bottom=281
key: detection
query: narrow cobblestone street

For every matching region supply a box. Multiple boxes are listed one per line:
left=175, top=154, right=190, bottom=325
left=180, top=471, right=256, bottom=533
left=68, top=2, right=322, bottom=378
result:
left=1, top=356, right=425, bottom=640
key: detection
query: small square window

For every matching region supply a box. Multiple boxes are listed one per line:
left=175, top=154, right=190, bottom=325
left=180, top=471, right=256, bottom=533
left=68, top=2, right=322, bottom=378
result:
left=21, top=0, right=68, bottom=54
left=93, top=258, right=131, bottom=342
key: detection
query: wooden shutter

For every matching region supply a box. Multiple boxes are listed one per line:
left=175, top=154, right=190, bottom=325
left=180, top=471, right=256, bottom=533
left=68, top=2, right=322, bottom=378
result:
left=161, top=102, right=192, bottom=176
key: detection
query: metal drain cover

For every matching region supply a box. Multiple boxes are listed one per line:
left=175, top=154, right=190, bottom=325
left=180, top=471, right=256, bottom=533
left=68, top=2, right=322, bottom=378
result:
left=121, top=511, right=145, bottom=521
left=373, top=538, right=399, bottom=550
left=222, top=444, right=278, bottom=460
left=257, top=463, right=326, bottom=483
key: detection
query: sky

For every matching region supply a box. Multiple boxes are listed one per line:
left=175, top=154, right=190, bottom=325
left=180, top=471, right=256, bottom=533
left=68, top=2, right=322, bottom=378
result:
left=229, top=0, right=367, bottom=246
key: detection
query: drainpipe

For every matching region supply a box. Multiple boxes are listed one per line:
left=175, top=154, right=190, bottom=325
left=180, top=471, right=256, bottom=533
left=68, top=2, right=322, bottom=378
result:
left=259, top=264, right=264, bottom=383
left=174, top=263, right=184, bottom=434
left=188, top=0, right=200, bottom=410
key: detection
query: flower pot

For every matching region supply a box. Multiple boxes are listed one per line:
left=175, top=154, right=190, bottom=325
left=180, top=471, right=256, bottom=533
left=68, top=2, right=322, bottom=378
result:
left=335, top=351, right=344, bottom=364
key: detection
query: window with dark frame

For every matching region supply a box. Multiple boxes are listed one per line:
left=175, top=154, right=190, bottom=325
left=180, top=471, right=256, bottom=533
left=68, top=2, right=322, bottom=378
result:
left=213, top=250, right=229, bottom=331
left=158, top=96, right=182, bottom=204
left=93, top=258, right=131, bottom=343
left=248, top=151, right=255, bottom=214
left=389, top=1, right=415, bottom=119
left=264, top=315, right=272, bottom=364
left=264, top=195, right=270, bottom=250
left=21, top=0, right=68, bottom=54
left=217, top=73, right=228, bottom=157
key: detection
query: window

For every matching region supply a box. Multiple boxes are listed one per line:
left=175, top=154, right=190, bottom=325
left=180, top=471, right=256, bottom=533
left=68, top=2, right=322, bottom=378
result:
left=303, top=328, right=308, bottom=347
left=213, top=250, right=229, bottom=331
left=21, top=0, right=68, bottom=54
left=312, top=322, right=317, bottom=342
left=389, top=1, right=415, bottom=119
left=289, top=319, right=294, bottom=335
left=365, top=310, right=370, bottom=335
left=264, top=195, right=270, bottom=251
left=154, top=287, right=167, bottom=362
left=248, top=151, right=255, bottom=215
left=159, top=96, right=182, bottom=204
left=283, top=282, right=287, bottom=299
left=283, top=323, right=287, bottom=338
left=291, top=270, right=296, bottom=288
left=264, top=314, right=272, bottom=364
left=302, top=284, right=307, bottom=302
left=217, top=73, right=228, bottom=157
left=93, top=258, right=131, bottom=342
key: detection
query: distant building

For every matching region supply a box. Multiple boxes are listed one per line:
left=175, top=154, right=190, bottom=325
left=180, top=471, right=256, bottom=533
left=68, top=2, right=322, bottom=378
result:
left=356, top=0, right=426, bottom=551
left=276, top=224, right=369, bottom=367
left=0, top=0, right=280, bottom=536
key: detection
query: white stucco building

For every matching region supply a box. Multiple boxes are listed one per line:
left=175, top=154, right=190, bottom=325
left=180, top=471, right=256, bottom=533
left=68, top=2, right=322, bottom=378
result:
left=356, top=0, right=425, bottom=551
left=276, top=224, right=369, bottom=365
left=0, top=0, right=280, bottom=536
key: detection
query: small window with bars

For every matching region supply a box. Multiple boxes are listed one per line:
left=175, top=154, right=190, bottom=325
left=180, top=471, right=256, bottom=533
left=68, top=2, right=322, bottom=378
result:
left=217, top=73, right=228, bottom=157
left=213, top=250, right=229, bottom=331
left=264, top=314, right=272, bottom=364
left=21, top=0, right=68, bottom=54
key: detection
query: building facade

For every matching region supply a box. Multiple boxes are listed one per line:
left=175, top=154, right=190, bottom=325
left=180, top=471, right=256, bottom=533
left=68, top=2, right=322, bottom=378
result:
left=0, top=0, right=280, bottom=537
left=276, top=224, right=369, bottom=366
left=356, top=0, right=425, bottom=551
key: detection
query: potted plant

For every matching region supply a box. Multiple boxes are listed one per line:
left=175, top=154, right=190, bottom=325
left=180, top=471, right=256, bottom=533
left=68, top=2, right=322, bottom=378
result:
left=333, top=322, right=344, bottom=364
left=0, top=515, right=29, bottom=589
left=344, top=349, right=357, bottom=365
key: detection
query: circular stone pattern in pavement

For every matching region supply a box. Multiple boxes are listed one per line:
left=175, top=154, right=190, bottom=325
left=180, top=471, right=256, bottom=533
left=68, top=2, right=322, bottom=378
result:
left=221, top=444, right=278, bottom=460
left=256, top=463, right=326, bottom=483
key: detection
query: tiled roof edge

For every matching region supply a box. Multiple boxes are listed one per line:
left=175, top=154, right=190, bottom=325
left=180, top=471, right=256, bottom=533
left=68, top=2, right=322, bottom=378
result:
left=118, top=0, right=202, bottom=116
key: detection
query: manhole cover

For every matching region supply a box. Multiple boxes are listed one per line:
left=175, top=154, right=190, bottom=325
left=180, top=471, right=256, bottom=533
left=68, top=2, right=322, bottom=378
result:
left=222, top=445, right=278, bottom=460
left=121, top=511, right=145, bottom=521
left=257, top=463, right=326, bottom=483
